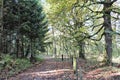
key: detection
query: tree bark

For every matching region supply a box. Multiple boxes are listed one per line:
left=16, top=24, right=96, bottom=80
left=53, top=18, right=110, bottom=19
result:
left=103, top=0, right=113, bottom=65
left=21, top=36, right=24, bottom=58
left=52, top=27, right=57, bottom=58
left=25, top=44, right=30, bottom=58
left=30, top=40, right=36, bottom=62
left=79, top=42, right=86, bottom=59
left=0, top=0, right=3, bottom=53
left=16, top=38, right=19, bottom=57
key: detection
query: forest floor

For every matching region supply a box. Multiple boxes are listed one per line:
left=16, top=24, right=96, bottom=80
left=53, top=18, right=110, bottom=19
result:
left=5, top=57, right=120, bottom=80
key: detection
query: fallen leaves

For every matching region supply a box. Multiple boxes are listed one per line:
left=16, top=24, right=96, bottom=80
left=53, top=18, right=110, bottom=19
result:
left=5, top=58, right=120, bottom=80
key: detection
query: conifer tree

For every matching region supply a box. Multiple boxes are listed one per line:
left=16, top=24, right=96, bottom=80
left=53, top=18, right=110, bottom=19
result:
left=2, top=0, right=48, bottom=60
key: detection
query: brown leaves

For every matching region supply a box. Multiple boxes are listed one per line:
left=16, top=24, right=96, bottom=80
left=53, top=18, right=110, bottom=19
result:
left=7, top=58, right=120, bottom=80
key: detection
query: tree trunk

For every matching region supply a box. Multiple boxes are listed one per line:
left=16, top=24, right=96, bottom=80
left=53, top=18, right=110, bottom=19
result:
left=52, top=27, right=57, bottom=58
left=16, top=35, right=22, bottom=58
left=0, top=0, right=3, bottom=53
left=73, top=56, right=77, bottom=74
left=21, top=36, right=24, bottom=58
left=79, top=42, right=85, bottom=59
left=30, top=39, right=36, bottom=62
left=25, top=44, right=30, bottom=58
left=8, top=33, right=12, bottom=54
left=103, top=0, right=112, bottom=65
left=16, top=38, right=19, bottom=57
left=3, top=30, right=7, bottom=54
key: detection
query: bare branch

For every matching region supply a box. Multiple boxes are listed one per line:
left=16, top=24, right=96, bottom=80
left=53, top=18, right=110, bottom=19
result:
left=86, top=7, right=102, bottom=13
left=84, top=15, right=103, bottom=22
left=79, top=26, right=104, bottom=41
left=90, top=32, right=104, bottom=41
left=92, top=23, right=103, bottom=31
left=88, top=26, right=104, bottom=38
left=112, top=31, right=120, bottom=35
left=112, top=11, right=120, bottom=14
left=90, top=0, right=117, bottom=5
left=111, top=0, right=117, bottom=5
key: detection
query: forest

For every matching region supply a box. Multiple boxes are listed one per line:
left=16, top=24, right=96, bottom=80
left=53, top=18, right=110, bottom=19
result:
left=0, top=0, right=120, bottom=80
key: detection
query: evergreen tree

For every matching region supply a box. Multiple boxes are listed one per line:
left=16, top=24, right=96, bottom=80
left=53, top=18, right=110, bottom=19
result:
left=19, top=0, right=48, bottom=60
left=2, top=0, right=49, bottom=61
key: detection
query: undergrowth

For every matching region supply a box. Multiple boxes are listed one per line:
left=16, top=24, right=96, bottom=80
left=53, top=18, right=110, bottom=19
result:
left=0, top=54, right=43, bottom=78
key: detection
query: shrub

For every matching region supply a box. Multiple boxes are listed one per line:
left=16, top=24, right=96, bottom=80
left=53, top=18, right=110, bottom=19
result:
left=0, top=54, right=14, bottom=70
left=0, top=54, right=32, bottom=77
left=14, top=58, right=32, bottom=72
left=34, top=54, right=44, bottom=62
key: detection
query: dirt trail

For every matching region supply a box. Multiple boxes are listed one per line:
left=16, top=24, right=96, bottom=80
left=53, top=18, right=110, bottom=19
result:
left=8, top=58, right=120, bottom=80
left=9, top=59, right=74, bottom=80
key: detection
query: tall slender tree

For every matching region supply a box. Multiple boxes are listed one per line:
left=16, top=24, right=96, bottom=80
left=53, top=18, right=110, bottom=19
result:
left=20, top=0, right=48, bottom=60
left=0, top=0, right=3, bottom=53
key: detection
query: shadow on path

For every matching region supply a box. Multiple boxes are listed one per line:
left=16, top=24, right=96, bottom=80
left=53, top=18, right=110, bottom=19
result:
left=9, top=58, right=74, bottom=80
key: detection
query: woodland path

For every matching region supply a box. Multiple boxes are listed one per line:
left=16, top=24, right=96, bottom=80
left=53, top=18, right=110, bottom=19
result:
left=9, top=58, right=74, bottom=80
left=8, top=57, right=120, bottom=80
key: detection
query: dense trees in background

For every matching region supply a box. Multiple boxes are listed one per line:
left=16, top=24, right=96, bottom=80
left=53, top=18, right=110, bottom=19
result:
left=46, top=0, right=87, bottom=59
left=46, top=0, right=120, bottom=65
left=0, top=0, right=120, bottom=67
left=0, top=0, right=49, bottom=61
left=0, top=0, right=120, bottom=79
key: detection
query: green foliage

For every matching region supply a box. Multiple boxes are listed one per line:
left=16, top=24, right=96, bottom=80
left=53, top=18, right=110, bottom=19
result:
left=0, top=54, right=32, bottom=77
left=19, top=0, right=48, bottom=40
left=1, top=0, right=49, bottom=60
left=112, top=43, right=120, bottom=58
left=19, top=0, right=49, bottom=55
left=1, top=54, right=14, bottom=69
left=13, top=58, right=32, bottom=72
left=0, top=54, right=31, bottom=70
left=34, top=54, right=44, bottom=62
